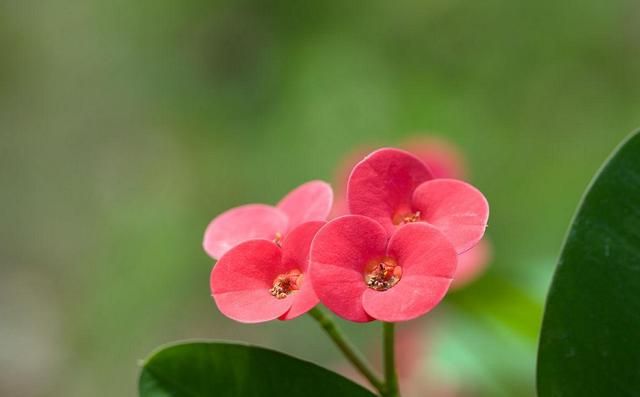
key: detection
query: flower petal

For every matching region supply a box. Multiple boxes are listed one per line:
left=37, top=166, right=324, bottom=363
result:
left=362, top=223, right=456, bottom=322
left=277, top=180, right=333, bottom=230
left=309, top=215, right=388, bottom=322
left=281, top=221, right=326, bottom=272
left=452, top=239, right=491, bottom=289
left=210, top=240, right=291, bottom=323
left=203, top=204, right=288, bottom=260
left=279, top=221, right=325, bottom=320
left=347, top=148, right=432, bottom=234
left=412, top=179, right=489, bottom=254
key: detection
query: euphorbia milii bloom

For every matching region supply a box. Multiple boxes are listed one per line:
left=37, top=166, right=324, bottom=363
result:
left=310, top=215, right=457, bottom=322
left=211, top=221, right=324, bottom=323
left=347, top=148, right=489, bottom=254
left=203, top=180, right=332, bottom=260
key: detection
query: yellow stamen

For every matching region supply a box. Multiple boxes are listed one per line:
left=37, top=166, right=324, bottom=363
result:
left=274, top=232, right=283, bottom=247
left=364, top=257, right=402, bottom=291
left=269, top=269, right=303, bottom=299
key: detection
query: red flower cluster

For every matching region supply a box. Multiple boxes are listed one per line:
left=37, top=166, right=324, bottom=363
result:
left=204, top=147, right=489, bottom=323
left=332, top=138, right=492, bottom=288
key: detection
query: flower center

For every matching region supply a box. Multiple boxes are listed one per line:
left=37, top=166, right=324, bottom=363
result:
left=392, top=210, right=421, bottom=226
left=364, top=257, right=402, bottom=291
left=269, top=269, right=303, bottom=299
left=273, top=232, right=283, bottom=247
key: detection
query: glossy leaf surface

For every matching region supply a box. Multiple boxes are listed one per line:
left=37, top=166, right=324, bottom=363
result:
left=537, top=131, right=640, bottom=396
left=139, top=341, right=376, bottom=397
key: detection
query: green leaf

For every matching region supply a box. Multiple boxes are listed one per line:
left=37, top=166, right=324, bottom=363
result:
left=537, top=131, right=640, bottom=396
left=139, top=341, right=376, bottom=397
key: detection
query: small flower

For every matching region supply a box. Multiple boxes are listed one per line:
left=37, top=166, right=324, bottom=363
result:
left=309, top=215, right=457, bottom=322
left=203, top=180, right=333, bottom=260
left=347, top=148, right=489, bottom=254
left=211, top=221, right=324, bottom=323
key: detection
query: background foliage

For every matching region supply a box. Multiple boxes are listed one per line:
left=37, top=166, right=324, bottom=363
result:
left=1, top=0, right=639, bottom=396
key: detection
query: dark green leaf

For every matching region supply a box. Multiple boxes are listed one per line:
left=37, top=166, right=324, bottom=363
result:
left=139, top=341, right=376, bottom=397
left=537, top=131, right=640, bottom=396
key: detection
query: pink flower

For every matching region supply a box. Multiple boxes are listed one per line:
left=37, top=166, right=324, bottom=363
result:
left=203, top=180, right=333, bottom=260
left=210, top=221, right=324, bottom=323
left=347, top=148, right=489, bottom=254
left=309, top=215, right=457, bottom=322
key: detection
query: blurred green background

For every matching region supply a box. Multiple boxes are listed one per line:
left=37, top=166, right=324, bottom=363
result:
left=2, top=0, right=639, bottom=396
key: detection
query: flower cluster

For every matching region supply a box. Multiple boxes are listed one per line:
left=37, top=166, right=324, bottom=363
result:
left=332, top=137, right=492, bottom=288
left=204, top=147, right=489, bottom=323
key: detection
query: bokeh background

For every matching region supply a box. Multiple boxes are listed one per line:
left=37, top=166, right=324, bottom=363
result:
left=2, top=0, right=639, bottom=396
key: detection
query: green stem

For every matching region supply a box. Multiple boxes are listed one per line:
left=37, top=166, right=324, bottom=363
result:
left=382, top=322, right=400, bottom=397
left=308, top=307, right=385, bottom=393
